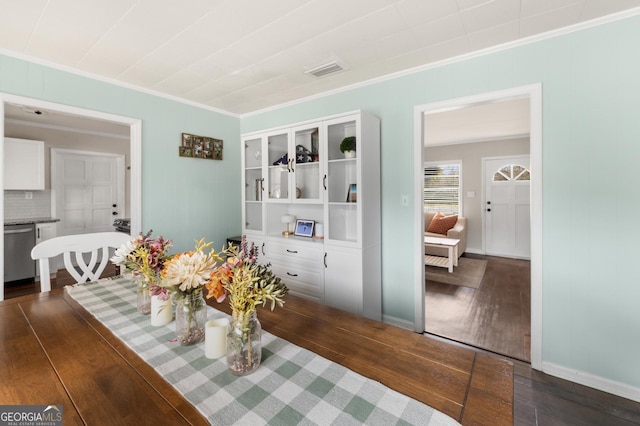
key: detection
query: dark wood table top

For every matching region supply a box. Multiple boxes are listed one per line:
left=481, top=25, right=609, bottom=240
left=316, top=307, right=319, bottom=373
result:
left=0, top=289, right=513, bottom=425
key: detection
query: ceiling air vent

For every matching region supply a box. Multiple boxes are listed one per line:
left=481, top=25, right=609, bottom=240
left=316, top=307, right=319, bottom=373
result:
left=305, top=60, right=347, bottom=78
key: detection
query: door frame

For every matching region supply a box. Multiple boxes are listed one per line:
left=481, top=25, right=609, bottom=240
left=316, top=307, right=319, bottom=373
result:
left=0, top=92, right=142, bottom=301
left=413, top=84, right=543, bottom=370
left=482, top=154, right=531, bottom=259
left=51, top=148, right=126, bottom=235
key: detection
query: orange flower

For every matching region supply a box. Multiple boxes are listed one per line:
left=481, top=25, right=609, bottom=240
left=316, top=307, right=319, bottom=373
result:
left=205, top=266, right=233, bottom=302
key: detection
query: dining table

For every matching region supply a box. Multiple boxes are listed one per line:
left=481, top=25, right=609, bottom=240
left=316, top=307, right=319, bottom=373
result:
left=0, top=277, right=513, bottom=425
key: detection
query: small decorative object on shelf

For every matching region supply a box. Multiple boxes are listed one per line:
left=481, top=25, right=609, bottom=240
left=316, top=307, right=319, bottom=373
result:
left=281, top=214, right=296, bottom=236
left=346, top=183, right=357, bottom=203
left=340, top=136, right=356, bottom=158
left=180, top=132, right=223, bottom=160
left=206, top=236, right=288, bottom=375
left=110, top=231, right=172, bottom=315
left=162, top=238, right=222, bottom=345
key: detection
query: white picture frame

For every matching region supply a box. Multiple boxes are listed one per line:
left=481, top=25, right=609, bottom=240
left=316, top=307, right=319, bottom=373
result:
left=294, top=219, right=315, bottom=237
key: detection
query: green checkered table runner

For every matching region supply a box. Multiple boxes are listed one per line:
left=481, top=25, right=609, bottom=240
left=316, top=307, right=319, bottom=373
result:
left=66, top=276, right=460, bottom=425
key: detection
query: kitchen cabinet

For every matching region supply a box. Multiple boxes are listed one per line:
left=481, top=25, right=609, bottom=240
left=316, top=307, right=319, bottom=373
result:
left=35, top=222, right=57, bottom=278
left=241, top=111, right=381, bottom=320
left=3, top=138, right=46, bottom=190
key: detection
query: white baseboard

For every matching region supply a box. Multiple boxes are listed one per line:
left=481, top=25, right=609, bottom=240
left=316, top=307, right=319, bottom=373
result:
left=543, top=361, right=640, bottom=403
left=382, top=314, right=415, bottom=331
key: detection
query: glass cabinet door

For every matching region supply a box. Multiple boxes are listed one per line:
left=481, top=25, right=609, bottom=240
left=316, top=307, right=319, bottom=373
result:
left=243, top=137, right=263, bottom=232
left=325, top=117, right=358, bottom=244
left=292, top=123, right=323, bottom=203
left=266, top=131, right=290, bottom=202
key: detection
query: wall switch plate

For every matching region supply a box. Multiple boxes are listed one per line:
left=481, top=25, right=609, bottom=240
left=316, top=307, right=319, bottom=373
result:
left=401, top=195, right=408, bottom=206
left=25, top=192, right=33, bottom=200
left=467, top=191, right=475, bottom=198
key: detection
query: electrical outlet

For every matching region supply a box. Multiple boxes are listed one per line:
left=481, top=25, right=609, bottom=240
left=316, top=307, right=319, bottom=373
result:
left=25, top=192, right=33, bottom=200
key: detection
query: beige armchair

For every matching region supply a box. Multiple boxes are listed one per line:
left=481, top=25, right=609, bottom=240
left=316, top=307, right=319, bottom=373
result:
left=424, top=211, right=467, bottom=258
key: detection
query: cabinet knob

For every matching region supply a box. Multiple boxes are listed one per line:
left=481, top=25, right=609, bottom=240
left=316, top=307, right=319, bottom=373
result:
left=324, top=253, right=327, bottom=268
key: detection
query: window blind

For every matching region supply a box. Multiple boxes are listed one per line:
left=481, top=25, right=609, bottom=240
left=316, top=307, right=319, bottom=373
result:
left=424, top=163, right=460, bottom=215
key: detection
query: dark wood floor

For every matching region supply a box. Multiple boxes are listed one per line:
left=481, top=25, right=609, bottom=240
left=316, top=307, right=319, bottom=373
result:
left=425, top=253, right=531, bottom=361
left=425, top=254, right=640, bottom=425
left=5, top=264, right=640, bottom=425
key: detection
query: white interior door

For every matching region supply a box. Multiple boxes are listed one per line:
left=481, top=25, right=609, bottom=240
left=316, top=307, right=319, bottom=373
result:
left=484, top=156, right=531, bottom=259
left=53, top=149, right=125, bottom=236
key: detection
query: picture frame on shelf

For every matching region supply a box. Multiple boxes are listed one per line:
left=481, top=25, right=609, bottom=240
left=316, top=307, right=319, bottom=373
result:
left=346, top=183, right=357, bottom=202
left=294, top=219, right=315, bottom=237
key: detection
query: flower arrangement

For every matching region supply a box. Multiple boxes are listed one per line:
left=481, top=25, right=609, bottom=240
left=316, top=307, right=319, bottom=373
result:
left=161, top=238, right=222, bottom=345
left=205, top=236, right=288, bottom=313
left=111, top=231, right=172, bottom=314
left=111, top=230, right=172, bottom=283
left=161, top=238, right=222, bottom=301
left=205, top=236, right=287, bottom=374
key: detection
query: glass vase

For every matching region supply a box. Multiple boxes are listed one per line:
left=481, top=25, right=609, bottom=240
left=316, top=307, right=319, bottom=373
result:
left=136, top=276, right=151, bottom=315
left=175, top=292, right=206, bottom=345
left=226, top=310, right=262, bottom=376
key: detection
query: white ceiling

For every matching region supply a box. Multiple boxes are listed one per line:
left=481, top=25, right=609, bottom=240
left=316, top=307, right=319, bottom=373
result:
left=1, top=0, right=639, bottom=117
left=424, top=97, right=530, bottom=146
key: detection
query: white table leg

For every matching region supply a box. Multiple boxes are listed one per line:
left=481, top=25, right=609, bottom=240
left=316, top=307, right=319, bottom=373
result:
left=447, top=246, right=453, bottom=273
left=453, top=244, right=459, bottom=267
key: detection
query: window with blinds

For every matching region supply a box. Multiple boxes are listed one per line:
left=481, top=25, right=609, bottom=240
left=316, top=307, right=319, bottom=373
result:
left=423, top=162, right=461, bottom=215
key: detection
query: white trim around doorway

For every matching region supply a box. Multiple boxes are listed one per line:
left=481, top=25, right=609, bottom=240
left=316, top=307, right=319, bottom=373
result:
left=413, top=83, right=543, bottom=370
left=0, top=92, right=142, bottom=301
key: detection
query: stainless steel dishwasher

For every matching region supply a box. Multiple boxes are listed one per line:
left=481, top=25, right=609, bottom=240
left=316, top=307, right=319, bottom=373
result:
left=4, top=223, right=36, bottom=282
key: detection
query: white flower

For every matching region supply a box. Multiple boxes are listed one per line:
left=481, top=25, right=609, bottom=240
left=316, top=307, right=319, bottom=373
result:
left=110, top=240, right=135, bottom=265
left=163, top=250, right=218, bottom=292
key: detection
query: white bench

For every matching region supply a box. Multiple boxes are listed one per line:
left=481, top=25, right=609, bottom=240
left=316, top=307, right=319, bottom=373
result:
left=424, top=236, right=460, bottom=273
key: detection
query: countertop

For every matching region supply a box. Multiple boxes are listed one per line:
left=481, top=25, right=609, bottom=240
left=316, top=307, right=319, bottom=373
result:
left=4, top=217, right=60, bottom=226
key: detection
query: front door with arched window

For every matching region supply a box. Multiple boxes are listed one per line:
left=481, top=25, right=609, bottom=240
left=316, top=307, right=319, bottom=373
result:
left=484, top=155, right=531, bottom=259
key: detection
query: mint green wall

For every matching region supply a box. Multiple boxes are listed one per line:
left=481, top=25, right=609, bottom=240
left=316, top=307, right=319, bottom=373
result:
left=1, top=54, right=241, bottom=252
left=242, top=15, right=640, bottom=389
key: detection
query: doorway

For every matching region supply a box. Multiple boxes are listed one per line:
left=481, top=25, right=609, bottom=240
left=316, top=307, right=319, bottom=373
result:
left=413, top=84, right=543, bottom=369
left=0, top=93, right=142, bottom=301
left=52, top=149, right=126, bottom=236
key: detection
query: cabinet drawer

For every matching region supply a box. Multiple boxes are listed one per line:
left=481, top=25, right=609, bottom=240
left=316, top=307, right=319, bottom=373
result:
left=268, top=239, right=323, bottom=265
left=270, top=262, right=323, bottom=302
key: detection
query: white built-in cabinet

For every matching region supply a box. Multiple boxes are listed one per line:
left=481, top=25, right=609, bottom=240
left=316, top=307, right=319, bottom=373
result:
left=3, top=138, right=46, bottom=190
left=241, top=111, right=381, bottom=320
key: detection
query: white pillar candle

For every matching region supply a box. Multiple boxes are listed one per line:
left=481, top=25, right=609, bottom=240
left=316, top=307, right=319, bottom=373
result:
left=150, top=295, right=173, bottom=326
left=205, top=318, right=230, bottom=359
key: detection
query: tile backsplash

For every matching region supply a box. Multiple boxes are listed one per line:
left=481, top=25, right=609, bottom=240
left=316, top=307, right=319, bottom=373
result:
left=4, top=190, right=53, bottom=219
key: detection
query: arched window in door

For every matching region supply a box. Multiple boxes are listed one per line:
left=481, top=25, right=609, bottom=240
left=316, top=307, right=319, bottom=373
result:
left=493, top=164, right=530, bottom=182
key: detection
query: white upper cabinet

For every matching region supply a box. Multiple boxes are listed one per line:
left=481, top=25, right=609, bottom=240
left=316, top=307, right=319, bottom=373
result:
left=264, top=124, right=324, bottom=204
left=4, top=138, right=46, bottom=190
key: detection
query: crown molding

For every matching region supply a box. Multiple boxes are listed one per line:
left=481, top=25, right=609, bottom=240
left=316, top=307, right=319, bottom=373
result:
left=0, top=48, right=239, bottom=119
